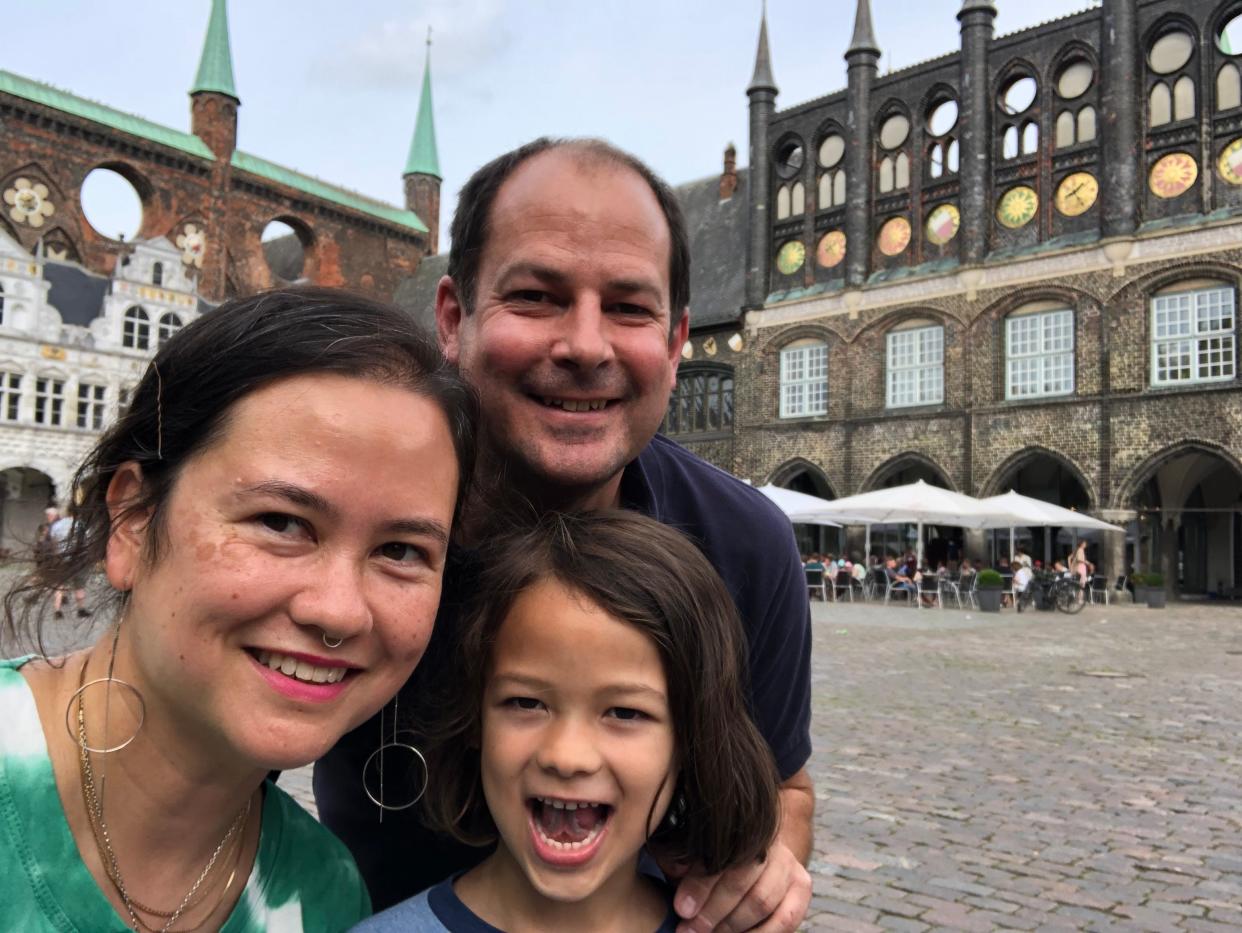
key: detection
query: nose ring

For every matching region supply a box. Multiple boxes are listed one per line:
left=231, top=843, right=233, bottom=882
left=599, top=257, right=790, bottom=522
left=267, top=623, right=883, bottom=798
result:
left=322, top=632, right=344, bottom=649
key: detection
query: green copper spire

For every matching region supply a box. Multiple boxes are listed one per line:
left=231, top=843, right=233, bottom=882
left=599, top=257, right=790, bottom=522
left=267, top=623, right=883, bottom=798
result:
left=191, top=0, right=238, bottom=99
left=404, top=36, right=440, bottom=179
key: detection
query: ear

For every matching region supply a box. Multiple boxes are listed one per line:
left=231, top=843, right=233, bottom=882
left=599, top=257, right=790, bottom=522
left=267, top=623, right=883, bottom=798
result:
left=435, top=275, right=466, bottom=365
left=667, top=308, right=690, bottom=388
left=104, top=462, right=150, bottom=592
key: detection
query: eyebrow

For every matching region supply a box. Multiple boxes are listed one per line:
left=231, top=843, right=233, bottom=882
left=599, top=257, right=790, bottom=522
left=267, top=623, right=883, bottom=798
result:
left=491, top=671, right=667, bottom=701
left=496, top=262, right=665, bottom=306
left=238, top=480, right=450, bottom=544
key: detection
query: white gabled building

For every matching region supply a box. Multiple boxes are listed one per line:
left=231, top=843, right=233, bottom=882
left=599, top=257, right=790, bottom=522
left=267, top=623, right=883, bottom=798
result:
left=0, top=231, right=204, bottom=556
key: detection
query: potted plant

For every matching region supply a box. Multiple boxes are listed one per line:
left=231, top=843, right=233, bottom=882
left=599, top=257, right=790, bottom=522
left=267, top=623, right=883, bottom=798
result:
left=976, top=569, right=1004, bottom=612
left=1130, top=572, right=1147, bottom=604
left=1144, top=572, right=1166, bottom=608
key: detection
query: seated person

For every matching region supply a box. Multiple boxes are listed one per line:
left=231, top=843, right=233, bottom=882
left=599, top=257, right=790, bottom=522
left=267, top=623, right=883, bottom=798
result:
left=803, top=553, right=826, bottom=573
left=1013, top=564, right=1035, bottom=611
left=884, top=558, right=917, bottom=601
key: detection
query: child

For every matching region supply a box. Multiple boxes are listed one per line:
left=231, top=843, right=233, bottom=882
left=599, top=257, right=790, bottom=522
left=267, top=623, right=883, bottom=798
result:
left=356, top=510, right=781, bottom=932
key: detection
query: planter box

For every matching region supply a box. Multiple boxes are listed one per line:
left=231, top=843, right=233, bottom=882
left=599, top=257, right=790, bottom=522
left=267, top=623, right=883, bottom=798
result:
left=977, top=588, right=1003, bottom=612
left=1132, top=585, right=1147, bottom=604
left=1146, top=588, right=1167, bottom=609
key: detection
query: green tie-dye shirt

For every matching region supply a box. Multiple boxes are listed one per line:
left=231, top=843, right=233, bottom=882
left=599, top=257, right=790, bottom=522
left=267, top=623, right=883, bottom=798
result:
left=0, top=658, right=371, bottom=932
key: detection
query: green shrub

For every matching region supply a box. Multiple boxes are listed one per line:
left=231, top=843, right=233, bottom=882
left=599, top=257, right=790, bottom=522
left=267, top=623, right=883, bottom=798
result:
left=1130, top=572, right=1146, bottom=587
left=1145, top=572, right=1164, bottom=587
left=977, top=569, right=1004, bottom=589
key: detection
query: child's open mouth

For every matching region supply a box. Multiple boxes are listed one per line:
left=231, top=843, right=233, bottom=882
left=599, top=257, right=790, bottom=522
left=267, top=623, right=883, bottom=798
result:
left=528, top=796, right=612, bottom=862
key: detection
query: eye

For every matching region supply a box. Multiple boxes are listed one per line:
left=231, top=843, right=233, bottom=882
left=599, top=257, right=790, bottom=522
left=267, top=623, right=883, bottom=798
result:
left=606, top=706, right=648, bottom=722
left=257, top=513, right=309, bottom=537
left=505, top=696, right=545, bottom=712
left=377, top=542, right=426, bottom=564
left=510, top=290, right=551, bottom=304
left=608, top=302, right=652, bottom=317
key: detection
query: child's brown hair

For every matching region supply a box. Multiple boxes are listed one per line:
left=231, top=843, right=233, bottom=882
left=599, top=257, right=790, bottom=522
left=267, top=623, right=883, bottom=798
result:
left=422, top=509, right=780, bottom=874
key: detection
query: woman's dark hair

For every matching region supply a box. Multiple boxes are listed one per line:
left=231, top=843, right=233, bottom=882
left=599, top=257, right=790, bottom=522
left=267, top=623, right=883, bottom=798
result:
left=422, top=509, right=779, bottom=875
left=4, top=286, right=478, bottom=651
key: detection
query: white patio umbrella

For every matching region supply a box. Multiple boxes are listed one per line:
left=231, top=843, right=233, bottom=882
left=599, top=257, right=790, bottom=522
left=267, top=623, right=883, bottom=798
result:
left=794, top=479, right=994, bottom=566
left=976, top=490, right=1125, bottom=563
left=755, top=485, right=843, bottom=527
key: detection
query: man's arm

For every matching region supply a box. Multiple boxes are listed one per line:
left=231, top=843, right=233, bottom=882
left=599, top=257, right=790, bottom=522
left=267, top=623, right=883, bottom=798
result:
left=672, top=769, right=814, bottom=933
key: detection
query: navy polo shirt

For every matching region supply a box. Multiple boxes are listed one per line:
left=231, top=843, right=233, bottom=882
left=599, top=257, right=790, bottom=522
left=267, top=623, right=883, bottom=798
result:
left=314, top=434, right=813, bottom=910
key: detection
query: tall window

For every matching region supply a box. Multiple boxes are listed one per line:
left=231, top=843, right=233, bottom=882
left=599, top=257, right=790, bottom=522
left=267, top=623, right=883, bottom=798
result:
left=1152, top=285, right=1236, bottom=385
left=34, top=377, right=65, bottom=426
left=77, top=382, right=107, bottom=430
left=158, top=312, right=184, bottom=346
left=1006, top=309, right=1075, bottom=399
left=0, top=371, right=20, bottom=421
left=664, top=367, right=734, bottom=437
left=779, top=341, right=828, bottom=418
left=886, top=325, right=944, bottom=408
left=0, top=283, right=5, bottom=325
left=152, top=262, right=163, bottom=286
left=123, top=306, right=150, bottom=350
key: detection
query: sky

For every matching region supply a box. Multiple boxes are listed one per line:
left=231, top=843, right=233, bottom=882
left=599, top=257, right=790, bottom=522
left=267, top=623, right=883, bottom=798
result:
left=8, top=0, right=1100, bottom=246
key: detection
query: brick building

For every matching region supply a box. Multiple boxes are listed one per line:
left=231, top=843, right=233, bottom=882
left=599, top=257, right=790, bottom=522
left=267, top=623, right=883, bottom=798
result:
left=663, top=0, right=1242, bottom=598
left=0, top=0, right=441, bottom=554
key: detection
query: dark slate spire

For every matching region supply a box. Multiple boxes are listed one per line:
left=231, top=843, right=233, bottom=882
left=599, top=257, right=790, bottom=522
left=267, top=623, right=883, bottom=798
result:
left=747, top=8, right=777, bottom=94
left=847, top=0, right=880, bottom=57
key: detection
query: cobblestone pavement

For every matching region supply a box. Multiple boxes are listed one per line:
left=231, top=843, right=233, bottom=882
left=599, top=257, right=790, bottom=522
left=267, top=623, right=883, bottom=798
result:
left=8, top=566, right=1241, bottom=931
left=803, top=598, right=1242, bottom=932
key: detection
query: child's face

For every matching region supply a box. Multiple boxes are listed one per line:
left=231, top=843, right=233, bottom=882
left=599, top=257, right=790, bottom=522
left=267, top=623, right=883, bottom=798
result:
left=480, top=576, right=677, bottom=904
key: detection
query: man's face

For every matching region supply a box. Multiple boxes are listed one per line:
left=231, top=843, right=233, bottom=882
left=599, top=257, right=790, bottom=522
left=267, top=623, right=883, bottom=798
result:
left=437, top=149, right=688, bottom=505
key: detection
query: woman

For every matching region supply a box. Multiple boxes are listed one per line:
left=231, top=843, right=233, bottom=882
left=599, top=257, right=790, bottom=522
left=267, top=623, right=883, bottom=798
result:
left=1, top=287, right=476, bottom=931
left=1072, top=541, right=1093, bottom=586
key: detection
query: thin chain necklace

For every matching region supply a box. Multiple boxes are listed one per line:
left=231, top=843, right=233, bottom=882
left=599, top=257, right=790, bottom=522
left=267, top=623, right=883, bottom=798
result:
left=76, top=654, right=252, bottom=933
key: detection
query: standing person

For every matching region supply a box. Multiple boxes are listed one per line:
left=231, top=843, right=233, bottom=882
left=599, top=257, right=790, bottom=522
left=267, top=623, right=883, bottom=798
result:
left=48, top=505, right=90, bottom=620
left=1072, top=541, right=1092, bottom=586
left=316, top=138, right=813, bottom=932
left=1, top=288, right=476, bottom=931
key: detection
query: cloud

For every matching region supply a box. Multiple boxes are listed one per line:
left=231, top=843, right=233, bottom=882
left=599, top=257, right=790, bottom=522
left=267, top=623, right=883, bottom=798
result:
left=311, top=0, right=511, bottom=89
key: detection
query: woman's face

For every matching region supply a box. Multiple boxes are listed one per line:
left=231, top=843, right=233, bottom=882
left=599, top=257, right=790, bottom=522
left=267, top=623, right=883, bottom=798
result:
left=108, top=373, right=459, bottom=771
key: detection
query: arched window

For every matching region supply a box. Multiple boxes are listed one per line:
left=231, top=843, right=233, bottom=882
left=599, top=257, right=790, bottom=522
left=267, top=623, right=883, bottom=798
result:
left=879, top=157, right=895, bottom=193
left=779, top=339, right=828, bottom=418
left=1006, top=305, right=1075, bottom=399
left=152, top=262, right=163, bottom=286
left=791, top=181, right=805, bottom=216
left=1056, top=111, right=1076, bottom=148
left=1151, top=282, right=1236, bottom=385
left=1077, top=106, right=1097, bottom=143
left=0, top=283, right=5, bottom=326
left=158, top=312, right=183, bottom=346
left=1150, top=82, right=1172, bottom=126
left=818, top=170, right=846, bottom=209
left=122, top=306, right=150, bottom=350
left=1021, top=121, right=1039, bottom=155
left=818, top=173, right=833, bottom=207
left=833, top=170, right=846, bottom=205
left=1003, top=125, right=1019, bottom=159
left=663, top=366, right=734, bottom=436
left=946, top=139, right=959, bottom=173
left=886, top=323, right=944, bottom=408
left=895, top=152, right=910, bottom=189
left=1172, top=75, right=1196, bottom=121
left=776, top=185, right=791, bottom=220
left=930, top=143, right=946, bottom=178
left=1218, top=63, right=1242, bottom=111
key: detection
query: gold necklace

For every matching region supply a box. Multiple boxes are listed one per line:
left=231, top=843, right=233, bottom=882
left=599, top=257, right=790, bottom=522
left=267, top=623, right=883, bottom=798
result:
left=76, top=654, right=252, bottom=933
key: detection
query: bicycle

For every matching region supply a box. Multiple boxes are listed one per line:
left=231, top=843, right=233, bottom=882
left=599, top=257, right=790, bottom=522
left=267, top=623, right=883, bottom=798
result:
left=1047, top=575, right=1087, bottom=614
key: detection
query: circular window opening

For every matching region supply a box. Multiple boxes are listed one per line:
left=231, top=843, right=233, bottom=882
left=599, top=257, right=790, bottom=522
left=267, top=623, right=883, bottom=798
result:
left=80, top=168, right=143, bottom=241
left=927, top=100, right=959, bottom=137
left=776, top=142, right=804, bottom=179
left=879, top=114, right=910, bottom=150
left=1219, top=14, right=1242, bottom=54
left=1149, top=31, right=1194, bottom=74
left=262, top=220, right=306, bottom=281
left=1056, top=61, right=1094, bottom=99
left=1000, top=76, right=1038, bottom=115
left=818, top=134, right=845, bottom=168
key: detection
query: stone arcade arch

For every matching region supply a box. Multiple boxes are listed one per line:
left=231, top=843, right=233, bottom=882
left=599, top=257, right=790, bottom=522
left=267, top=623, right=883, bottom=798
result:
left=1120, top=443, right=1242, bottom=597
left=0, top=466, right=56, bottom=558
left=861, top=454, right=959, bottom=566
left=983, top=448, right=1095, bottom=569
left=768, top=459, right=840, bottom=557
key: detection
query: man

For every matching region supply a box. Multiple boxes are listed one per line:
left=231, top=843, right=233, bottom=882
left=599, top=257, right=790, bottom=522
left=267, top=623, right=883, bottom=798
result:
left=315, top=138, right=813, bottom=932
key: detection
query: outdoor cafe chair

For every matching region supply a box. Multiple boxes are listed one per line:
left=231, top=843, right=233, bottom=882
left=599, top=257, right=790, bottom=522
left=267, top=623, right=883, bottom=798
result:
left=1113, top=574, right=1131, bottom=603
left=805, top=566, right=828, bottom=602
left=866, top=567, right=887, bottom=602
left=832, top=569, right=855, bottom=602
left=918, top=572, right=942, bottom=609
left=1089, top=575, right=1111, bottom=605
left=939, top=572, right=963, bottom=609
left=959, top=571, right=979, bottom=610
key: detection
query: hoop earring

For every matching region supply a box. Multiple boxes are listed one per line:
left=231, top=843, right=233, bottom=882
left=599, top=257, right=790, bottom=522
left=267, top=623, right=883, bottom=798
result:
left=362, top=694, right=428, bottom=822
left=64, top=623, right=146, bottom=754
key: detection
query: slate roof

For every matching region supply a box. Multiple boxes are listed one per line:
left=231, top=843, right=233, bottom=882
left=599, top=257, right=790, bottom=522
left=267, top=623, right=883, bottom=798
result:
left=43, top=261, right=109, bottom=327
left=391, top=168, right=749, bottom=333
